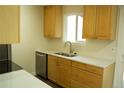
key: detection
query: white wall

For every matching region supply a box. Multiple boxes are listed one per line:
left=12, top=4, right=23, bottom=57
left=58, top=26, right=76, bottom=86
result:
left=113, top=6, right=124, bottom=87
left=12, top=6, right=50, bottom=74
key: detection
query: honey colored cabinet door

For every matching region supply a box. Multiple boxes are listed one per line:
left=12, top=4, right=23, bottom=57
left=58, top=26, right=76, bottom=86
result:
left=56, top=58, right=71, bottom=87
left=71, top=67, right=102, bottom=88
left=44, top=6, right=55, bottom=37
left=54, top=6, right=62, bottom=38
left=44, top=6, right=62, bottom=38
left=83, top=5, right=118, bottom=40
left=0, top=6, right=20, bottom=44
left=83, top=6, right=96, bottom=39
left=95, top=6, right=118, bottom=40
left=48, top=55, right=57, bottom=82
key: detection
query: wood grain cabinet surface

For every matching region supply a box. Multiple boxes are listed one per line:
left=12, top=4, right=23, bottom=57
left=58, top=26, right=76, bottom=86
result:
left=83, top=6, right=96, bottom=39
left=71, top=67, right=102, bottom=88
left=71, top=61, right=115, bottom=88
left=48, top=55, right=115, bottom=88
left=56, top=57, right=71, bottom=87
left=0, top=6, right=20, bottom=44
left=48, top=55, right=57, bottom=83
left=83, top=5, right=118, bottom=40
left=44, top=6, right=62, bottom=38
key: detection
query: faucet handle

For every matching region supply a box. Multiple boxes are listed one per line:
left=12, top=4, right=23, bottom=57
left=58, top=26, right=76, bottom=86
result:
left=70, top=48, right=75, bottom=54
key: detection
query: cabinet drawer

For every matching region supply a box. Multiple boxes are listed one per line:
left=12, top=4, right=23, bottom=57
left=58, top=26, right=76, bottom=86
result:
left=71, top=67, right=102, bottom=88
left=72, top=61, right=103, bottom=75
left=72, top=61, right=86, bottom=70
left=58, top=57, right=71, bottom=67
left=86, top=64, right=103, bottom=75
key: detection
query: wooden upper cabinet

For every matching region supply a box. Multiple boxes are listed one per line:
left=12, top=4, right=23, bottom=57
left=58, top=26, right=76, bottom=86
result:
left=83, top=6, right=96, bottom=39
left=0, top=6, right=20, bottom=44
left=95, top=6, right=118, bottom=40
left=44, top=6, right=62, bottom=38
left=83, top=5, right=118, bottom=40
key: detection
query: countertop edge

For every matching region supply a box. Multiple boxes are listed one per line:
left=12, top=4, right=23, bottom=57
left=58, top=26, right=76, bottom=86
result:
left=36, top=50, right=115, bottom=68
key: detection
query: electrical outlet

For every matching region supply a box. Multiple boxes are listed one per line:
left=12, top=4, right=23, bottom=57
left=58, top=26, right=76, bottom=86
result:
left=121, top=54, right=124, bottom=64
left=112, top=47, right=116, bottom=53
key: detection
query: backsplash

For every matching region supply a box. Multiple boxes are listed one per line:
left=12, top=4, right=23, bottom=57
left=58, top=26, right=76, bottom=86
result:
left=46, top=39, right=117, bottom=61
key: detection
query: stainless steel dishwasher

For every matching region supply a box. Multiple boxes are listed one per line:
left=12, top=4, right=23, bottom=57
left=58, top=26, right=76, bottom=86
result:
left=35, top=51, right=47, bottom=79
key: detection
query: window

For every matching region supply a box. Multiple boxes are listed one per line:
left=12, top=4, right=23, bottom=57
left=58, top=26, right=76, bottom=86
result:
left=66, top=15, right=84, bottom=42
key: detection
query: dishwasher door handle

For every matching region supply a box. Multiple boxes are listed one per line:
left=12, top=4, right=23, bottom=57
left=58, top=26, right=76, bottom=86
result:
left=36, top=53, right=46, bottom=57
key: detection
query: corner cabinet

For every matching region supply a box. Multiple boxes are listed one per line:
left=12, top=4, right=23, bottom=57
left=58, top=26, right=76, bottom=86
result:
left=0, top=6, right=20, bottom=44
left=83, top=5, right=118, bottom=40
left=44, top=6, right=62, bottom=38
left=48, top=55, right=115, bottom=88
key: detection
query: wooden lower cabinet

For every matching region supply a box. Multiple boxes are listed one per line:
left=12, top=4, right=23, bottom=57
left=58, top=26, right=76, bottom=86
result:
left=48, top=55, right=57, bottom=82
left=48, top=55, right=71, bottom=87
left=56, top=58, right=71, bottom=87
left=71, top=67, right=102, bottom=88
left=48, top=55, right=115, bottom=88
left=71, top=61, right=115, bottom=88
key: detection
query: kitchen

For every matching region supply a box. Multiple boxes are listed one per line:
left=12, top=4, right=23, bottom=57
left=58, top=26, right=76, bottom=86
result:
left=0, top=5, right=123, bottom=88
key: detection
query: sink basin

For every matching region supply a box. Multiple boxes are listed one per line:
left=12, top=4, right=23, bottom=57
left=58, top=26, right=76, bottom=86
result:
left=54, top=52, right=76, bottom=57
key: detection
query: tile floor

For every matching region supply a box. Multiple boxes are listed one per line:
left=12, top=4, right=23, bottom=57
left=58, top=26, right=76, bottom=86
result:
left=36, top=75, right=61, bottom=88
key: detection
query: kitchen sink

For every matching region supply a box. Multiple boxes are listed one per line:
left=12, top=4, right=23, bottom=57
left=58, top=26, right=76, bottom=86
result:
left=54, top=52, right=76, bottom=57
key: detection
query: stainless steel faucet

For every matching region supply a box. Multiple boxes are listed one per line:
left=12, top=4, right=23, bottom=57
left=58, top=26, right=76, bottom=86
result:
left=64, top=41, right=74, bottom=54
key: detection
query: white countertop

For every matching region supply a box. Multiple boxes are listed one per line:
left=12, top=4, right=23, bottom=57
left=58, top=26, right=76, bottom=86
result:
left=0, top=70, right=51, bottom=88
left=37, top=50, right=115, bottom=68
